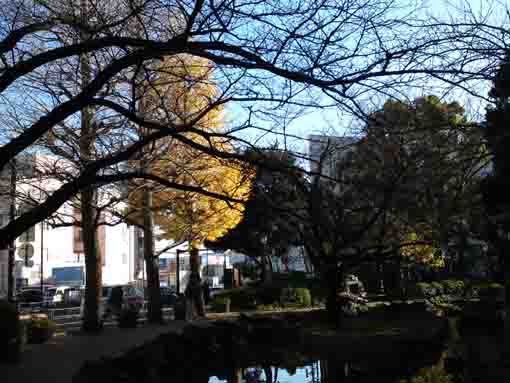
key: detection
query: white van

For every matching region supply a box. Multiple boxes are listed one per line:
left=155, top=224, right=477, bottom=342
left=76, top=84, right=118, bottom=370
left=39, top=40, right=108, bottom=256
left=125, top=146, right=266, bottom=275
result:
left=46, top=286, right=71, bottom=305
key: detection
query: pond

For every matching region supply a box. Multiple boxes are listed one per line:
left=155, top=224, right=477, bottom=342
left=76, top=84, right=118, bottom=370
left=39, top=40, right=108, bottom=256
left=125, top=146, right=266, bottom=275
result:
left=207, top=360, right=421, bottom=383
left=206, top=319, right=509, bottom=383
left=74, top=309, right=510, bottom=383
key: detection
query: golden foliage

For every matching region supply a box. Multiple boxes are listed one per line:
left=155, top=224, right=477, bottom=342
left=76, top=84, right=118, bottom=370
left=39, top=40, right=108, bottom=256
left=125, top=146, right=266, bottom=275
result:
left=128, top=54, right=252, bottom=244
left=399, top=228, right=444, bottom=269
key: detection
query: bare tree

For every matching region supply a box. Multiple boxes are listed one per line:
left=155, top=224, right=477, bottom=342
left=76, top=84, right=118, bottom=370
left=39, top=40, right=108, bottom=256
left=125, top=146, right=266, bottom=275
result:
left=0, top=0, right=492, bottom=245
left=0, top=0, right=506, bottom=329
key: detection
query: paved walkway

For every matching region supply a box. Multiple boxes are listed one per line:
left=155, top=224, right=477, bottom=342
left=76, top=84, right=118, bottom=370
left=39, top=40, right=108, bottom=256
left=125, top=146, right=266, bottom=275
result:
left=2, top=308, right=320, bottom=383
left=2, top=321, right=188, bottom=383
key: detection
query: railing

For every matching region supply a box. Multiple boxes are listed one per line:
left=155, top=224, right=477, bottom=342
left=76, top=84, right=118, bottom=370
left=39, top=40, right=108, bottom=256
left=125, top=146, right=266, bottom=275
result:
left=17, top=301, right=174, bottom=329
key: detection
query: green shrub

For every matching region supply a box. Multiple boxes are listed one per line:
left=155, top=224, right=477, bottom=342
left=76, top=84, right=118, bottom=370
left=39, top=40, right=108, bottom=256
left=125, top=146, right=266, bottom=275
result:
left=256, top=286, right=281, bottom=306
left=232, top=289, right=258, bottom=309
left=280, top=287, right=312, bottom=307
left=430, top=282, right=444, bottom=296
left=410, top=282, right=436, bottom=298
left=309, top=285, right=326, bottom=306
left=211, top=288, right=258, bottom=312
left=427, top=296, right=461, bottom=316
left=441, top=280, right=465, bottom=296
left=255, top=304, right=280, bottom=311
left=0, top=300, right=21, bottom=363
left=400, top=363, right=452, bottom=383
left=211, top=295, right=232, bottom=312
left=27, top=317, right=56, bottom=344
left=287, top=272, right=308, bottom=286
left=212, top=286, right=313, bottom=311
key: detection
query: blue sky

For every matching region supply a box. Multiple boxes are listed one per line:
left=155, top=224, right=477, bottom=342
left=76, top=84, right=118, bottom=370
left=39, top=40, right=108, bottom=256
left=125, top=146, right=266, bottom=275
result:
left=222, top=0, right=501, bottom=157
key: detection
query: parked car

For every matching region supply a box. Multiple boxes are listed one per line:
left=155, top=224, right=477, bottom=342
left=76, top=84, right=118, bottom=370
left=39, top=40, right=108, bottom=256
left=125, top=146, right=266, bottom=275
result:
left=16, top=288, right=44, bottom=304
left=45, top=286, right=73, bottom=306
left=160, top=287, right=178, bottom=307
left=62, top=287, right=83, bottom=306
left=15, top=288, right=48, bottom=311
left=80, top=285, right=144, bottom=320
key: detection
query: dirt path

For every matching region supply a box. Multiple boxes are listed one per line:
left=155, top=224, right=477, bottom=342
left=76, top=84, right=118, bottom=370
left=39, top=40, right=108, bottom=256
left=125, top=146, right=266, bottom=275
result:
left=2, top=321, right=188, bottom=383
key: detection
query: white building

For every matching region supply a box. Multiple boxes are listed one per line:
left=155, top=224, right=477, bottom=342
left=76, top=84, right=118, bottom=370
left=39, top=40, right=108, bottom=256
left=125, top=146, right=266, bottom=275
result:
left=0, top=155, right=144, bottom=295
left=0, top=155, right=232, bottom=296
left=308, top=134, right=358, bottom=180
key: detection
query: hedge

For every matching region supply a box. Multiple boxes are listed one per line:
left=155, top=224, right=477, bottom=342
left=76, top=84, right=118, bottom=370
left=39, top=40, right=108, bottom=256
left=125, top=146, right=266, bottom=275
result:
left=211, top=285, right=313, bottom=312
left=27, top=317, right=56, bottom=344
left=441, top=280, right=465, bottom=296
left=280, top=287, right=312, bottom=307
left=407, top=279, right=505, bottom=301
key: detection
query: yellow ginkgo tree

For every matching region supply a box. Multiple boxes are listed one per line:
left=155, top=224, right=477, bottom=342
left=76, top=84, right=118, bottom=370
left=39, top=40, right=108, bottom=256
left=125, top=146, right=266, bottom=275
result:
left=139, top=55, right=252, bottom=247
left=399, top=227, right=444, bottom=269
left=127, top=55, right=252, bottom=318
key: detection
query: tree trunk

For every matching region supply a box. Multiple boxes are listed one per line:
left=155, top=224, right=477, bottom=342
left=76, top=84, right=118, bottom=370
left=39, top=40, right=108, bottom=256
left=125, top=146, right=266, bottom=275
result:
left=263, top=366, right=273, bottom=383
left=79, top=0, right=102, bottom=331
left=143, top=188, right=162, bottom=323
left=323, top=259, right=339, bottom=326
left=456, top=232, right=468, bottom=277
left=320, top=359, right=346, bottom=383
left=82, top=187, right=102, bottom=332
left=377, top=259, right=385, bottom=294
left=185, top=245, right=204, bottom=320
left=261, top=255, right=273, bottom=284
left=229, top=368, right=242, bottom=383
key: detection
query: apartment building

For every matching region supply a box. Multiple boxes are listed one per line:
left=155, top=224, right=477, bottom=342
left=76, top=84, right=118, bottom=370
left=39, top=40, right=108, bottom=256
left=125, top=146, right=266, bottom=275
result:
left=0, top=155, right=143, bottom=295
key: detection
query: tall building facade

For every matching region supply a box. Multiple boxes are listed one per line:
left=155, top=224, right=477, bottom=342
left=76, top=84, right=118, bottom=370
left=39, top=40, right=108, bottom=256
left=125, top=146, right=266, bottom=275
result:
left=0, top=155, right=141, bottom=296
left=308, top=134, right=358, bottom=179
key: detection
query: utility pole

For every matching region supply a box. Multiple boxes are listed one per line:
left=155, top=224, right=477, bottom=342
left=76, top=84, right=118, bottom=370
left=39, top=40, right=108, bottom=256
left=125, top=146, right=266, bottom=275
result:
left=176, top=249, right=181, bottom=294
left=7, top=158, right=16, bottom=302
left=40, top=221, right=44, bottom=298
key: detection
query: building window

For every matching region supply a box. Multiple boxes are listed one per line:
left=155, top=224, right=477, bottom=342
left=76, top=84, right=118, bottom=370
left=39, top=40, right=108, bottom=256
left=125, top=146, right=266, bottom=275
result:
left=19, top=226, right=35, bottom=242
left=180, top=258, right=190, bottom=271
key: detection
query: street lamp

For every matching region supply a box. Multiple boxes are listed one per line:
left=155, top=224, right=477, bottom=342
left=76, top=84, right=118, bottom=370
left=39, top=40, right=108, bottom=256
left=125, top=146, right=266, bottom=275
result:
left=40, top=220, right=45, bottom=298
left=7, top=159, right=16, bottom=302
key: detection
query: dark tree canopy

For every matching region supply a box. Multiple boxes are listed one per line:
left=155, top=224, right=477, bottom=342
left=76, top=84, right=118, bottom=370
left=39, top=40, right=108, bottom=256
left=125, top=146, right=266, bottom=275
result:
left=206, top=149, right=303, bottom=270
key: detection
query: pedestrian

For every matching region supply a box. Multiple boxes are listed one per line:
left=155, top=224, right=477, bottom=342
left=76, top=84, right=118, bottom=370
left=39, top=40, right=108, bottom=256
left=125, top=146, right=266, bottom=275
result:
left=202, top=280, right=211, bottom=306
left=109, top=286, right=123, bottom=318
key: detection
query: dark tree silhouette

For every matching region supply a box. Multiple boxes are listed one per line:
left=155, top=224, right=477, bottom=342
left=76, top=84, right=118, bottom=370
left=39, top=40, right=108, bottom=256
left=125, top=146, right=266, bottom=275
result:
left=482, top=53, right=510, bottom=300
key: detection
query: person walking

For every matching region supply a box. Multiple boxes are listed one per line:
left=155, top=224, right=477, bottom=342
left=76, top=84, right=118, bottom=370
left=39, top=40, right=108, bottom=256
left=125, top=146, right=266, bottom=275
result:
left=109, top=286, right=123, bottom=318
left=202, top=280, right=211, bottom=306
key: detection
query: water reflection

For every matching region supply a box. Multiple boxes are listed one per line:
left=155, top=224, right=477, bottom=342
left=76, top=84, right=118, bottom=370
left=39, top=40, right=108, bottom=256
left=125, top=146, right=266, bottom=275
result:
left=208, top=360, right=390, bottom=383
left=208, top=357, right=466, bottom=383
left=207, top=317, right=509, bottom=383
left=209, top=365, right=316, bottom=383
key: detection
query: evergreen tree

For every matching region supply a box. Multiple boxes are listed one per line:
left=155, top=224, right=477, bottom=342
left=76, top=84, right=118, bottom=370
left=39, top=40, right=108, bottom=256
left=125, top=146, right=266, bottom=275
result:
left=483, top=54, right=510, bottom=293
